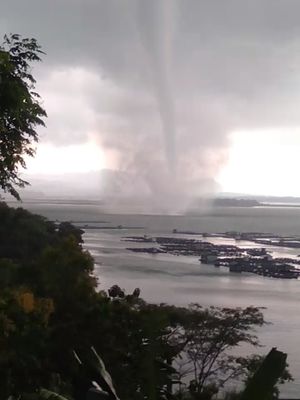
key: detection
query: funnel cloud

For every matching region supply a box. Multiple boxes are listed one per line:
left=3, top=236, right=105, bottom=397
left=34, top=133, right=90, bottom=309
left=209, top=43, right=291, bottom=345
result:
left=2, top=1, right=300, bottom=208
left=136, top=0, right=177, bottom=174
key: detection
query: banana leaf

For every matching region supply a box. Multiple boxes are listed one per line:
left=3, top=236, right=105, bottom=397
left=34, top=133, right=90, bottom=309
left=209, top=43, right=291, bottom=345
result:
left=39, top=389, right=70, bottom=400
left=73, top=347, right=119, bottom=400
left=90, top=347, right=119, bottom=400
left=20, top=389, right=70, bottom=400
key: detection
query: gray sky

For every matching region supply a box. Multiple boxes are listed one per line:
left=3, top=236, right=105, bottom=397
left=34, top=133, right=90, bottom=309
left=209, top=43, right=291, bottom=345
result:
left=2, top=0, right=300, bottom=200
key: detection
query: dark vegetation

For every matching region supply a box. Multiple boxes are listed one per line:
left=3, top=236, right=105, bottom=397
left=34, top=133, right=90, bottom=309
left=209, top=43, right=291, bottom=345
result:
left=0, top=35, right=293, bottom=399
left=0, top=202, right=292, bottom=399
left=0, top=34, right=46, bottom=199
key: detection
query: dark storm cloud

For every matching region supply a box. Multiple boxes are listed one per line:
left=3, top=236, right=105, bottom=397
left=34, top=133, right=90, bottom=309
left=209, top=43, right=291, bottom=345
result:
left=2, top=1, right=300, bottom=100
left=2, top=0, right=300, bottom=203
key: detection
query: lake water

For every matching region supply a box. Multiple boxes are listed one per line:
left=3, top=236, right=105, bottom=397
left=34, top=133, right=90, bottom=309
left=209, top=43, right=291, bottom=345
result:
left=14, top=201, right=300, bottom=398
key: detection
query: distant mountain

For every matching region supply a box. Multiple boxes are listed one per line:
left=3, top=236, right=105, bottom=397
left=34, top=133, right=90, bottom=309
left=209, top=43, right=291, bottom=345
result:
left=13, top=169, right=148, bottom=200
left=217, top=193, right=300, bottom=204
left=213, top=198, right=260, bottom=207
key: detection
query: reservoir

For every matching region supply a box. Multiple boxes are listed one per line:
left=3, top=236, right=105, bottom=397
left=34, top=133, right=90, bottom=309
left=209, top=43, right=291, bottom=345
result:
left=15, top=201, right=300, bottom=397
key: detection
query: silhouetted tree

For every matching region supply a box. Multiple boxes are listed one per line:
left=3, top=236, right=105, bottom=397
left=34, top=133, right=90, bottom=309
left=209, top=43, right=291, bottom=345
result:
left=0, top=34, right=46, bottom=199
left=174, top=305, right=265, bottom=398
left=0, top=205, right=292, bottom=400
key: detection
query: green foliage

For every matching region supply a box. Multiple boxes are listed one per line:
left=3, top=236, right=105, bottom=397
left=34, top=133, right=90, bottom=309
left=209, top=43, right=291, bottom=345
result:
left=0, top=202, right=56, bottom=262
left=0, top=204, right=95, bottom=399
left=174, top=304, right=265, bottom=397
left=72, top=346, right=120, bottom=400
left=0, top=289, right=54, bottom=398
left=0, top=34, right=46, bottom=199
left=0, top=204, right=292, bottom=400
left=239, top=350, right=292, bottom=400
left=0, top=35, right=289, bottom=399
left=36, top=389, right=70, bottom=400
left=11, top=389, right=70, bottom=400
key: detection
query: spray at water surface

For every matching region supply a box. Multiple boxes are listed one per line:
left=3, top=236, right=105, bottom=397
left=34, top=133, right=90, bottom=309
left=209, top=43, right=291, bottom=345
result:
left=7, top=1, right=299, bottom=211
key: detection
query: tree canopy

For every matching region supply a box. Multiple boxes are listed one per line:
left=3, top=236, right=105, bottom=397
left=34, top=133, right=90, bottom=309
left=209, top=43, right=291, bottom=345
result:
left=0, top=34, right=46, bottom=200
left=0, top=203, right=292, bottom=400
left=0, top=34, right=292, bottom=400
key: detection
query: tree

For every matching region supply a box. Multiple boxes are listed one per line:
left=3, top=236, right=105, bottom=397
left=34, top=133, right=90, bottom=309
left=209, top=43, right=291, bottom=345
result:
left=0, top=204, right=292, bottom=400
left=171, top=305, right=265, bottom=399
left=0, top=288, right=55, bottom=398
left=238, top=351, right=293, bottom=400
left=170, top=305, right=291, bottom=400
left=0, top=34, right=46, bottom=200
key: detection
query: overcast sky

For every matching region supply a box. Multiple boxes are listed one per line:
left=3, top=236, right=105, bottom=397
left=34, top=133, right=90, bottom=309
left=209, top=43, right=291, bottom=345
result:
left=2, top=1, right=300, bottom=200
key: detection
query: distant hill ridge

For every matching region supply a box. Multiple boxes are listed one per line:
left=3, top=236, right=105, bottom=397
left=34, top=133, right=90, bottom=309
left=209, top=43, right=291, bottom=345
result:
left=213, top=198, right=260, bottom=207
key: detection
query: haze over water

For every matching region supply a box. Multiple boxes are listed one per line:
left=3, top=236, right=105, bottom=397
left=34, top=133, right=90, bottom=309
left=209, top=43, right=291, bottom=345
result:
left=14, top=200, right=300, bottom=397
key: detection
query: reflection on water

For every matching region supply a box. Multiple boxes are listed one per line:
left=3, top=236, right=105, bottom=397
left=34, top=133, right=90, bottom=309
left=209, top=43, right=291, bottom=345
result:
left=84, top=229, right=300, bottom=397
left=15, top=202, right=300, bottom=397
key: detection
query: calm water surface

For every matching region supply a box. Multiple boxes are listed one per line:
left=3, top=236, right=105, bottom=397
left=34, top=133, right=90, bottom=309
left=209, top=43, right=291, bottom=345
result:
left=16, top=202, right=300, bottom=397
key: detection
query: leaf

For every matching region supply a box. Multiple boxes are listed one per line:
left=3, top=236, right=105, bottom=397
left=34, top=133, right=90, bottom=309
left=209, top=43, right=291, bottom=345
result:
left=0, top=33, right=46, bottom=200
left=90, top=347, right=119, bottom=399
left=38, top=389, right=70, bottom=400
